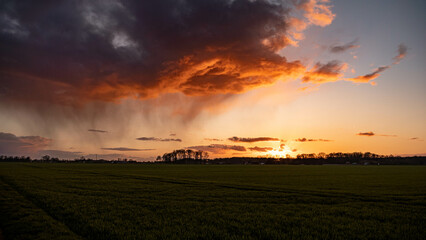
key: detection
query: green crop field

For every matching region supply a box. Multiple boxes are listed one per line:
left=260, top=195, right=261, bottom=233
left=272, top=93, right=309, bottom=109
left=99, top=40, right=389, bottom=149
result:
left=0, top=163, right=425, bottom=239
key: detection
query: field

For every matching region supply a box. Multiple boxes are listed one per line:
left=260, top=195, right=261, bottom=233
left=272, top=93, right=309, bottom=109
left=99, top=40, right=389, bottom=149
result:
left=0, top=163, right=425, bottom=239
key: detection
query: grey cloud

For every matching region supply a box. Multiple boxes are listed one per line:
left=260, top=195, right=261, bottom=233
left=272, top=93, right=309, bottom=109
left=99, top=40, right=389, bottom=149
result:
left=88, top=129, right=108, bottom=133
left=36, top=150, right=83, bottom=159
left=0, top=132, right=51, bottom=155
left=188, top=144, right=246, bottom=154
left=330, top=40, right=359, bottom=53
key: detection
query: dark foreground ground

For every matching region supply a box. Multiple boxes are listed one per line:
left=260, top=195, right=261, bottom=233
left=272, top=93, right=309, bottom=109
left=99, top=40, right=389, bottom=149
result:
left=0, top=163, right=425, bottom=239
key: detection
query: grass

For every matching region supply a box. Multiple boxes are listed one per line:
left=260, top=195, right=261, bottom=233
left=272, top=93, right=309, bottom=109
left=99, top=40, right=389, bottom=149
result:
left=0, top=163, right=425, bottom=239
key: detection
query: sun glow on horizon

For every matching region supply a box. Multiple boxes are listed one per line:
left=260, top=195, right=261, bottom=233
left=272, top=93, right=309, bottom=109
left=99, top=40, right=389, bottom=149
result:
left=262, top=148, right=294, bottom=158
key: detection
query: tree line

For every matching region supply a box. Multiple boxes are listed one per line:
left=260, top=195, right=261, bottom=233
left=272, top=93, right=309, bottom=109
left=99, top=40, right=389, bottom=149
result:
left=212, top=152, right=426, bottom=165
left=1, top=151, right=425, bottom=165
left=0, top=155, right=137, bottom=164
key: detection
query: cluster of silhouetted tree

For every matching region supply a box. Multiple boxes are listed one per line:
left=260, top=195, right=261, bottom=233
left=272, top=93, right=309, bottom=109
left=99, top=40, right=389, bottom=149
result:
left=157, top=149, right=209, bottom=164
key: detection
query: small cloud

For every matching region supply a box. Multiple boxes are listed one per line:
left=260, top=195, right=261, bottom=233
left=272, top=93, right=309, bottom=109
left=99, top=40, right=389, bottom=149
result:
left=410, top=137, right=423, bottom=141
left=296, top=0, right=336, bottom=27
left=347, top=66, right=389, bottom=83
left=248, top=146, right=273, bottom=152
left=228, top=136, right=280, bottom=143
left=187, top=144, right=246, bottom=154
left=169, top=133, right=176, bottom=136
left=101, top=147, right=154, bottom=151
left=294, top=138, right=332, bottom=142
left=329, top=40, right=359, bottom=53
left=357, top=132, right=396, bottom=137
left=36, top=150, right=83, bottom=159
left=204, top=138, right=223, bottom=142
left=302, top=60, right=347, bottom=83
left=136, top=137, right=182, bottom=142
left=292, top=149, right=298, bottom=152
left=357, top=132, right=375, bottom=136
left=88, top=129, right=108, bottom=133
left=393, top=44, right=407, bottom=64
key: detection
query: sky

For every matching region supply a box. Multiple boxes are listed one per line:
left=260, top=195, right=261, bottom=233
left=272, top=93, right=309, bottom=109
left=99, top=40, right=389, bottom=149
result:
left=0, top=0, right=425, bottom=161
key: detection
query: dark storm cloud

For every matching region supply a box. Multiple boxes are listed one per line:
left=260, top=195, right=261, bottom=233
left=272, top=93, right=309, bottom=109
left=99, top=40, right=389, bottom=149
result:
left=228, top=136, right=280, bottom=143
left=294, top=138, right=332, bottom=142
left=88, top=129, right=108, bottom=133
left=329, top=40, right=359, bottom=53
left=136, top=137, right=182, bottom=142
left=101, top=147, right=154, bottom=151
left=0, top=132, right=51, bottom=155
left=0, top=0, right=308, bottom=104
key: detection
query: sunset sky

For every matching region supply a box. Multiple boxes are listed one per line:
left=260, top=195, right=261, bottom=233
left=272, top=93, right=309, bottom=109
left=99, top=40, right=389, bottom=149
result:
left=0, top=0, right=425, bottom=161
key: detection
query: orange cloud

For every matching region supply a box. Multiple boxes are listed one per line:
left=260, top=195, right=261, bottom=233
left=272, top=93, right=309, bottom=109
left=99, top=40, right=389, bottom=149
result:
left=167, top=56, right=305, bottom=96
left=296, top=0, right=336, bottom=27
left=347, top=66, right=389, bottom=83
left=302, top=60, right=347, bottom=83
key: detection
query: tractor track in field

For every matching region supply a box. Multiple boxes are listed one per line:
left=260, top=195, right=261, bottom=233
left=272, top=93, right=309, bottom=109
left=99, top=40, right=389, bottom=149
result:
left=0, top=176, right=86, bottom=240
